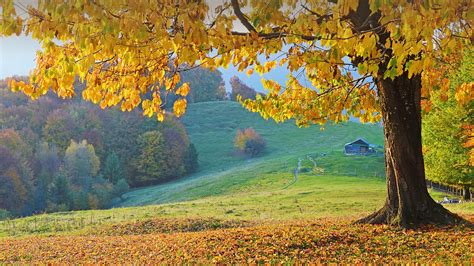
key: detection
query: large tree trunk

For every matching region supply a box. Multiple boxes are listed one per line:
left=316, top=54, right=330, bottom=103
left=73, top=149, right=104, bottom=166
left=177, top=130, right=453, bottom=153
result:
left=357, top=72, right=466, bottom=228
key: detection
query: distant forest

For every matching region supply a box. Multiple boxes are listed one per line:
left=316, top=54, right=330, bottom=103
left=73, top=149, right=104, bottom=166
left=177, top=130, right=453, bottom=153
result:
left=0, top=67, right=260, bottom=217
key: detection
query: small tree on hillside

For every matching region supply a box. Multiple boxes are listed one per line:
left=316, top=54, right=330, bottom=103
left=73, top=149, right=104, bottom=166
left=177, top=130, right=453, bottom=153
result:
left=180, top=67, right=226, bottom=103
left=112, top=179, right=130, bottom=201
left=234, top=128, right=266, bottom=157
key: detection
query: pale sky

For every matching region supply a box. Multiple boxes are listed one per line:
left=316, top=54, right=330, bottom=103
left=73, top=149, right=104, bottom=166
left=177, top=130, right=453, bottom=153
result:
left=0, top=35, right=292, bottom=93
left=0, top=36, right=40, bottom=78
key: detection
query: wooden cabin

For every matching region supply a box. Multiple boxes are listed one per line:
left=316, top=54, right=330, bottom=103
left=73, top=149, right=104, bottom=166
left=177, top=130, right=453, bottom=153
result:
left=344, top=138, right=376, bottom=155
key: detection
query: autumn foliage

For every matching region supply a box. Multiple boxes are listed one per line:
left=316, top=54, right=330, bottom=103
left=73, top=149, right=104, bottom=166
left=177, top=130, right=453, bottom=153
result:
left=0, top=217, right=472, bottom=264
left=422, top=50, right=473, bottom=193
left=1, top=0, right=473, bottom=226
left=230, top=76, right=258, bottom=102
left=234, top=128, right=266, bottom=157
left=2, top=0, right=470, bottom=124
left=0, top=82, right=198, bottom=215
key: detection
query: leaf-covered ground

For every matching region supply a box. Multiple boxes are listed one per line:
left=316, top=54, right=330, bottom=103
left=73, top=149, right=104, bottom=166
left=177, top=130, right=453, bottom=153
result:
left=85, top=217, right=255, bottom=236
left=1, top=217, right=472, bottom=264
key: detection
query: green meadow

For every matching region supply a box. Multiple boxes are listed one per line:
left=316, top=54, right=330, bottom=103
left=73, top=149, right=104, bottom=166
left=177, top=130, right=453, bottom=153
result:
left=0, top=101, right=471, bottom=237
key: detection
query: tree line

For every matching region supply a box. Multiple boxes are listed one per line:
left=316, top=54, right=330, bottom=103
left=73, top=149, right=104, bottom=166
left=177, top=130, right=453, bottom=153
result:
left=0, top=76, right=207, bottom=216
left=0, top=67, right=262, bottom=217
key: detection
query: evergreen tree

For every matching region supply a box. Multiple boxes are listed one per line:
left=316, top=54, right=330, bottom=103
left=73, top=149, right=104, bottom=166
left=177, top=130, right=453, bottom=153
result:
left=47, top=172, right=71, bottom=212
left=34, top=142, right=60, bottom=211
left=103, top=152, right=124, bottom=184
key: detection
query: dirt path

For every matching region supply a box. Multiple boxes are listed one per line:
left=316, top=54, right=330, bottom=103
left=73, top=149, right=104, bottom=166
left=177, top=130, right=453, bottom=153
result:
left=307, top=155, right=317, bottom=168
left=283, top=158, right=301, bottom=189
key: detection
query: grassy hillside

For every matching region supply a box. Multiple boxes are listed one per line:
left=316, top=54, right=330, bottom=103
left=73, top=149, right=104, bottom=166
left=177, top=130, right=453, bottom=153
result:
left=116, top=101, right=385, bottom=207
left=182, top=101, right=384, bottom=173
left=0, top=169, right=470, bottom=237
left=1, top=101, right=471, bottom=239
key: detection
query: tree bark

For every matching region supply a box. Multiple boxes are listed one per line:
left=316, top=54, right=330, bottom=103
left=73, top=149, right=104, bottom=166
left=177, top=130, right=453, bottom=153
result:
left=357, top=72, right=467, bottom=228
left=463, top=186, right=471, bottom=201
left=344, top=0, right=470, bottom=228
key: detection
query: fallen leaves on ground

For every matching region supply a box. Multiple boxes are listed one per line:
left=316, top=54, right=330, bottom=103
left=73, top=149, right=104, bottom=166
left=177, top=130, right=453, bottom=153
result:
left=0, top=218, right=472, bottom=264
left=86, top=217, right=255, bottom=236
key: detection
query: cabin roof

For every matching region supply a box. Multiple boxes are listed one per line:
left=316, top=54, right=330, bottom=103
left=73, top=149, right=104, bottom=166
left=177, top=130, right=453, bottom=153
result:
left=344, top=138, right=370, bottom=147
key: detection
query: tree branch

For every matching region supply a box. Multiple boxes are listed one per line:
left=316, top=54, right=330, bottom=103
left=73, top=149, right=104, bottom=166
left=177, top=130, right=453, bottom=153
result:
left=230, top=0, right=256, bottom=33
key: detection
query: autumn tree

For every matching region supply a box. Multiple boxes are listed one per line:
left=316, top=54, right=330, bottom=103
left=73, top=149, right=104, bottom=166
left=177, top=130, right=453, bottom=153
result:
left=179, top=67, right=226, bottom=103
left=98, top=108, right=143, bottom=181
left=160, top=129, right=187, bottom=178
left=148, top=114, right=198, bottom=177
left=184, top=143, right=199, bottom=174
left=132, top=131, right=165, bottom=186
left=0, top=128, right=33, bottom=160
left=3, top=0, right=473, bottom=227
left=0, top=77, right=29, bottom=107
left=423, top=50, right=473, bottom=200
left=230, top=76, right=257, bottom=101
left=43, top=108, right=80, bottom=154
left=0, top=146, right=34, bottom=215
left=64, top=140, right=100, bottom=185
left=234, top=127, right=266, bottom=157
left=0, top=129, right=35, bottom=214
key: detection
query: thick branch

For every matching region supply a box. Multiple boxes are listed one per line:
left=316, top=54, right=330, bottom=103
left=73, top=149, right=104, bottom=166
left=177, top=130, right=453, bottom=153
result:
left=230, top=0, right=256, bottom=33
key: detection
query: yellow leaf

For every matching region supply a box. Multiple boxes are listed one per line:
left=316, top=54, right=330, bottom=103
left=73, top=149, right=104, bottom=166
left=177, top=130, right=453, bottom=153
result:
left=173, top=98, right=187, bottom=117
left=176, top=82, right=190, bottom=97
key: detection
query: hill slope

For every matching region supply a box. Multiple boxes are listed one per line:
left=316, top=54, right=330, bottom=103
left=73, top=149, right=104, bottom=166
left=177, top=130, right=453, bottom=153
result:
left=1, top=101, right=472, bottom=239
left=115, top=101, right=385, bottom=207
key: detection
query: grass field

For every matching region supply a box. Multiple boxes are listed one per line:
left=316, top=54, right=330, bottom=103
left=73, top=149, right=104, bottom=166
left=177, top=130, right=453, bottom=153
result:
left=116, top=101, right=385, bottom=207
left=0, top=101, right=472, bottom=263
left=1, top=101, right=472, bottom=237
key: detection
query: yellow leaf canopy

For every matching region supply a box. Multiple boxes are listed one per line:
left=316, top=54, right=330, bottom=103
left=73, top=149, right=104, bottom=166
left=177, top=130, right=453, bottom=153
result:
left=1, top=0, right=472, bottom=125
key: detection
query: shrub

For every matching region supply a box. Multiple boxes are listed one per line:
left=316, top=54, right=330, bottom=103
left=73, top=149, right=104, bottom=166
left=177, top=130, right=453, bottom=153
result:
left=244, top=139, right=266, bottom=157
left=0, top=209, right=11, bottom=220
left=112, top=179, right=130, bottom=200
left=234, top=128, right=266, bottom=157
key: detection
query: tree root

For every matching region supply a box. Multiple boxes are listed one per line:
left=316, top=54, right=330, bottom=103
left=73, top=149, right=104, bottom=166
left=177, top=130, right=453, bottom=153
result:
left=355, top=202, right=472, bottom=229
